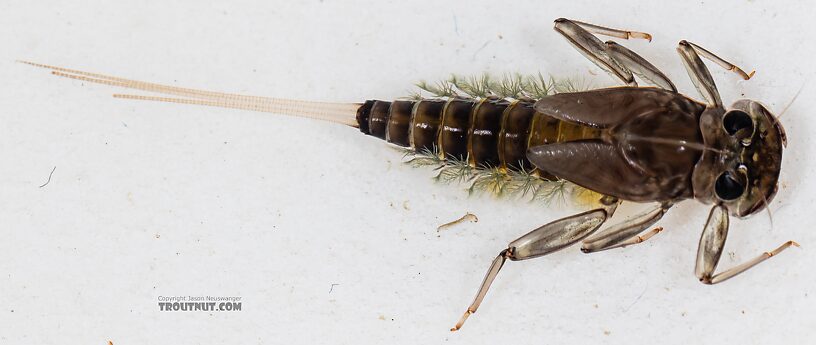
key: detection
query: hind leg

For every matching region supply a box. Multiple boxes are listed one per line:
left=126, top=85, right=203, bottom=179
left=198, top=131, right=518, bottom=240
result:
left=451, top=196, right=618, bottom=331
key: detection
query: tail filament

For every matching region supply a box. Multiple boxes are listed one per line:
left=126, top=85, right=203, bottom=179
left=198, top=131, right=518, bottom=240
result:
left=20, top=61, right=360, bottom=126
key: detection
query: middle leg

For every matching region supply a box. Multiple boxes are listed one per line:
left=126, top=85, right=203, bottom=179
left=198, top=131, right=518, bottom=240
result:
left=553, top=18, right=675, bottom=90
left=581, top=202, right=672, bottom=252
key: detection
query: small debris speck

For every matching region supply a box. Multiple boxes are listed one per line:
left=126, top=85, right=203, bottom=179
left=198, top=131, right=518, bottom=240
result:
left=38, top=166, right=57, bottom=188
left=437, top=213, right=478, bottom=232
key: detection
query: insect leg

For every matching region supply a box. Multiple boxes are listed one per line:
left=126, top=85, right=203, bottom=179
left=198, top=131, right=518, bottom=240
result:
left=451, top=197, right=618, bottom=331
left=581, top=203, right=672, bottom=253
left=694, top=205, right=799, bottom=285
left=604, top=41, right=676, bottom=91
left=559, top=19, right=653, bottom=41
left=554, top=18, right=667, bottom=88
left=676, top=40, right=754, bottom=107
left=553, top=18, right=636, bottom=86
left=681, top=41, right=755, bottom=80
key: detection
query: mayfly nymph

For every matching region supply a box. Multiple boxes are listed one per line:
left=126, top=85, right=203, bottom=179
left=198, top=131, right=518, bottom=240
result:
left=22, top=18, right=796, bottom=332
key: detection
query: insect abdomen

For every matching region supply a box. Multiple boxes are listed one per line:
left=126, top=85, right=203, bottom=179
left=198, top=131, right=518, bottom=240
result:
left=356, top=98, right=601, bottom=175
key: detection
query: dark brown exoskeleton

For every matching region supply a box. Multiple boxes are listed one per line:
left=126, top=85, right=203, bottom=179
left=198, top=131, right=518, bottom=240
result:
left=22, top=18, right=797, bottom=333
left=439, top=18, right=796, bottom=331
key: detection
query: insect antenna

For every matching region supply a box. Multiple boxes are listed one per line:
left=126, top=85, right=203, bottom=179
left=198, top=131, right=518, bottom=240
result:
left=760, top=190, right=774, bottom=231
left=776, top=82, right=806, bottom=120
left=20, top=61, right=361, bottom=127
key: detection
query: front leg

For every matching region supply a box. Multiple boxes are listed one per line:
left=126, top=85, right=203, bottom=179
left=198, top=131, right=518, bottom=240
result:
left=450, top=196, right=619, bottom=331
left=695, top=205, right=798, bottom=284
left=676, top=40, right=755, bottom=107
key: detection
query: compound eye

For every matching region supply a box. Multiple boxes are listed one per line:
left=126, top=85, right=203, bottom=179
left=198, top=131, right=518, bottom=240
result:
left=714, top=171, right=745, bottom=200
left=722, top=110, right=754, bottom=137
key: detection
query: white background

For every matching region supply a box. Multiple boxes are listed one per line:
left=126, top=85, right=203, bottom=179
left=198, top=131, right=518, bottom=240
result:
left=1, top=1, right=814, bottom=344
